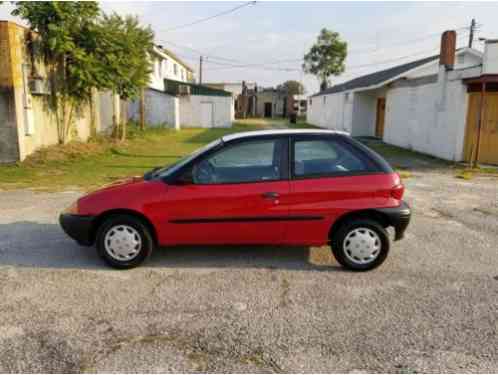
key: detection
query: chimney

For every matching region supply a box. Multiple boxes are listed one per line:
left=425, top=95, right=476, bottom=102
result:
left=439, top=30, right=456, bottom=70
left=482, top=39, right=498, bottom=75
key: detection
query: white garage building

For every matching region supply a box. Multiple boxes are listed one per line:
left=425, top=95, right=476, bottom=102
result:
left=306, top=31, right=491, bottom=162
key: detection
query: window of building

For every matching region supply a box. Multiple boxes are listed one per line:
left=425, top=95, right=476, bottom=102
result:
left=323, top=96, right=326, bottom=104
left=457, top=54, right=465, bottom=65
left=181, top=69, right=184, bottom=81
left=174, top=64, right=178, bottom=75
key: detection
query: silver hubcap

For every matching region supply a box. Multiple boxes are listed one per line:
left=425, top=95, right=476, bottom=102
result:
left=343, top=227, right=381, bottom=265
left=104, top=225, right=142, bottom=261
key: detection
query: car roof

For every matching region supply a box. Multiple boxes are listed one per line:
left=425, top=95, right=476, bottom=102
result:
left=221, top=129, right=349, bottom=142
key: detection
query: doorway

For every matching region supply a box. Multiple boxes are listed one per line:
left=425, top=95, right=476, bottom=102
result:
left=375, top=98, right=386, bottom=138
left=264, top=102, right=272, bottom=118
left=201, top=102, right=214, bottom=127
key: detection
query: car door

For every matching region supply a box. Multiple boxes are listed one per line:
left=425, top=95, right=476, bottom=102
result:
left=286, top=135, right=380, bottom=245
left=161, top=137, right=290, bottom=245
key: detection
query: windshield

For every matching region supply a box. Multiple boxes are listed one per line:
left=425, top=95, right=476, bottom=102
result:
left=149, top=139, right=222, bottom=179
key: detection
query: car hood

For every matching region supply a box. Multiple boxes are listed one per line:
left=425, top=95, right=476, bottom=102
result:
left=88, top=176, right=145, bottom=194
left=77, top=175, right=168, bottom=216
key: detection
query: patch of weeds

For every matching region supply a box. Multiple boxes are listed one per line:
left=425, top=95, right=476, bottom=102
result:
left=397, top=169, right=413, bottom=179
left=240, top=349, right=283, bottom=373
left=431, top=208, right=454, bottom=219
left=455, top=165, right=498, bottom=178
left=455, top=170, right=474, bottom=180
left=473, top=207, right=497, bottom=216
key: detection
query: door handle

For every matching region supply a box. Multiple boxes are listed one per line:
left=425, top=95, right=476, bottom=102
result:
left=262, top=192, right=279, bottom=199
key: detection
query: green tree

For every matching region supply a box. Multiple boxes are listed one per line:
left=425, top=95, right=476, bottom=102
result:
left=10, top=2, right=153, bottom=142
left=303, top=28, right=347, bottom=91
left=96, top=13, right=154, bottom=140
left=277, top=80, right=305, bottom=95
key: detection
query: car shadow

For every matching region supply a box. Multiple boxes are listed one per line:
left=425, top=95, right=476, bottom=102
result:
left=0, top=221, right=343, bottom=272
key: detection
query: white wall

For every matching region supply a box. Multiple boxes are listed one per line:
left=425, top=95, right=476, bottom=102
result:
left=128, top=89, right=179, bottom=128
left=306, top=92, right=353, bottom=133
left=483, top=41, right=498, bottom=75
left=179, top=95, right=233, bottom=128
left=352, top=93, right=376, bottom=136
left=383, top=75, right=469, bottom=161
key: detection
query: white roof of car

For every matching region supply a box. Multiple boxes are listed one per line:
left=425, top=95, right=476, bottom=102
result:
left=222, top=129, right=349, bottom=142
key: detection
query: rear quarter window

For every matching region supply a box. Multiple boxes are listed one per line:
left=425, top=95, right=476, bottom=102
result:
left=293, top=137, right=381, bottom=178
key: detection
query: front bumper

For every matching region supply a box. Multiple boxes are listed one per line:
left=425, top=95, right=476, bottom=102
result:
left=376, top=201, right=411, bottom=241
left=59, top=214, right=95, bottom=246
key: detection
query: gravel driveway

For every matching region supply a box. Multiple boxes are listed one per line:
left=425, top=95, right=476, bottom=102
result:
left=1, top=167, right=497, bottom=372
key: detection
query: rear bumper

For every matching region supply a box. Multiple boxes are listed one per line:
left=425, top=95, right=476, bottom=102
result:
left=59, top=214, right=95, bottom=246
left=376, top=201, right=411, bottom=240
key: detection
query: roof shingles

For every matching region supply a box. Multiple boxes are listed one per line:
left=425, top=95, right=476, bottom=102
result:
left=311, top=54, right=439, bottom=97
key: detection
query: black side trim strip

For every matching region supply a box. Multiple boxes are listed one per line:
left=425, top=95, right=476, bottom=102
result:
left=169, top=215, right=324, bottom=224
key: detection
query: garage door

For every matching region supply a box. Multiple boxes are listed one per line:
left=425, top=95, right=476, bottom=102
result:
left=201, top=102, right=214, bottom=128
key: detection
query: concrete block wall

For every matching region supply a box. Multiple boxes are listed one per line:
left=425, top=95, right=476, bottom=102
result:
left=306, top=92, right=353, bottom=133
left=128, top=88, right=179, bottom=129
left=179, top=95, right=233, bottom=128
left=383, top=77, right=469, bottom=161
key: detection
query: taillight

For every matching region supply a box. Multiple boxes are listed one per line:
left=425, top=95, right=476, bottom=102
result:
left=391, top=184, right=405, bottom=200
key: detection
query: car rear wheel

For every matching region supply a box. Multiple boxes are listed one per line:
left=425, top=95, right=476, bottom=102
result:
left=96, top=215, right=154, bottom=269
left=331, top=218, right=390, bottom=271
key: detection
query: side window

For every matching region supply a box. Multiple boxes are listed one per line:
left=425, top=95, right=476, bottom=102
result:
left=193, top=139, right=284, bottom=184
left=293, top=139, right=370, bottom=177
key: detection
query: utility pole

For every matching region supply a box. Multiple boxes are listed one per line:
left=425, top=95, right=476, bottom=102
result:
left=469, top=18, right=476, bottom=48
left=199, top=55, right=203, bottom=84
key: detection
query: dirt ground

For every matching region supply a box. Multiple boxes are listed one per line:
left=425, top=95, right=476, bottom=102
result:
left=1, top=151, right=497, bottom=372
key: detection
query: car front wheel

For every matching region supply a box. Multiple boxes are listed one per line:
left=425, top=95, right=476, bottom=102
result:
left=96, top=215, right=154, bottom=269
left=331, top=218, right=390, bottom=271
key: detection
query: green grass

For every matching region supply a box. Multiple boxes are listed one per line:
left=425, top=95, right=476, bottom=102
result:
left=0, top=118, right=316, bottom=191
left=0, top=123, right=258, bottom=191
left=6, top=117, right=492, bottom=192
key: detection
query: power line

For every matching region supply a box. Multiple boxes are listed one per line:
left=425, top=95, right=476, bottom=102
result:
left=348, top=26, right=471, bottom=55
left=203, top=32, right=470, bottom=75
left=159, top=40, right=243, bottom=63
left=160, top=26, right=472, bottom=70
left=159, top=1, right=256, bottom=32
left=160, top=26, right=473, bottom=77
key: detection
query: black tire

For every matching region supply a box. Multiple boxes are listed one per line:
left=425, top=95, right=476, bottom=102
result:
left=96, top=215, right=154, bottom=269
left=331, top=218, right=390, bottom=271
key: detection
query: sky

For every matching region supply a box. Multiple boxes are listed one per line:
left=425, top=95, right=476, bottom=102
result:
left=1, top=1, right=498, bottom=94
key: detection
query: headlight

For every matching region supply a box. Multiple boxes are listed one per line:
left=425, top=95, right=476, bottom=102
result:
left=63, top=201, right=79, bottom=215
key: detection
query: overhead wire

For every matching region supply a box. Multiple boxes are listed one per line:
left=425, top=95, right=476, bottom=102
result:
left=158, top=1, right=256, bottom=32
left=158, top=26, right=473, bottom=72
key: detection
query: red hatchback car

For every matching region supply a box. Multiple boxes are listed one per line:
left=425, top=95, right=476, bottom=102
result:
left=60, top=129, right=410, bottom=270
